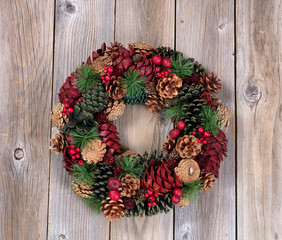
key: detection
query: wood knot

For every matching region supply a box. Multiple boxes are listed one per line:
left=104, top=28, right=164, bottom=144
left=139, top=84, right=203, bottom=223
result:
left=59, top=234, right=67, bottom=240
left=14, top=147, right=24, bottom=160
left=61, top=2, right=78, bottom=15
left=243, top=82, right=262, bottom=104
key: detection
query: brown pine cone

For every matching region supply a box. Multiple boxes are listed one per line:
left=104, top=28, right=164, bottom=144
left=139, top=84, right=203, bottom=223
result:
left=135, top=189, right=147, bottom=201
left=50, top=132, right=68, bottom=154
left=51, top=102, right=69, bottom=129
left=200, top=72, right=222, bottom=94
left=177, top=198, right=190, bottom=208
left=145, top=94, right=164, bottom=113
left=162, top=136, right=176, bottom=154
left=106, top=41, right=123, bottom=59
left=122, top=150, right=137, bottom=157
left=81, top=140, right=106, bottom=164
left=92, top=55, right=113, bottom=75
left=145, top=82, right=157, bottom=95
left=176, top=135, right=202, bottom=159
left=118, top=174, right=140, bottom=197
left=157, top=73, right=182, bottom=98
left=164, top=98, right=174, bottom=108
left=217, top=104, right=231, bottom=132
left=114, top=154, right=123, bottom=164
left=175, top=159, right=200, bottom=183
left=71, top=180, right=94, bottom=199
left=199, top=172, right=216, bottom=193
left=104, top=100, right=125, bottom=121
left=106, top=76, right=126, bottom=100
left=168, top=149, right=181, bottom=160
left=128, top=42, right=154, bottom=55
left=101, top=197, right=125, bottom=222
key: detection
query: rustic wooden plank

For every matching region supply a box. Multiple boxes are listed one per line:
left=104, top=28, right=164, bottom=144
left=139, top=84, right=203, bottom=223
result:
left=174, top=1, right=236, bottom=239
left=236, top=0, right=282, bottom=239
left=48, top=1, right=114, bottom=239
left=0, top=0, right=54, bottom=239
left=111, top=0, right=175, bottom=239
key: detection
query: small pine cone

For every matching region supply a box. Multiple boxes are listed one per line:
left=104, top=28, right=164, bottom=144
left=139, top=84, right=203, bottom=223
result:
left=50, top=132, right=68, bottom=154
left=128, top=42, right=154, bottom=55
left=92, top=55, right=113, bottom=75
left=118, top=174, right=140, bottom=197
left=101, top=197, right=125, bottom=222
left=145, top=94, right=164, bottom=113
left=51, top=102, right=69, bottom=129
left=175, top=159, right=200, bottom=183
left=177, top=198, right=190, bottom=208
left=199, top=172, right=216, bottom=193
left=81, top=140, right=107, bottom=164
left=122, top=150, right=137, bottom=158
left=162, top=136, right=176, bottom=154
left=71, top=180, right=94, bottom=199
left=176, top=135, right=202, bottom=159
left=106, top=76, right=126, bottom=100
left=217, top=104, right=231, bottom=132
left=104, top=100, right=125, bottom=121
left=157, top=73, right=182, bottom=98
left=168, top=149, right=181, bottom=160
left=164, top=98, right=173, bottom=108
left=135, top=189, right=147, bottom=201
left=106, top=41, right=123, bottom=59
left=200, top=72, right=222, bottom=94
left=145, top=82, right=157, bottom=95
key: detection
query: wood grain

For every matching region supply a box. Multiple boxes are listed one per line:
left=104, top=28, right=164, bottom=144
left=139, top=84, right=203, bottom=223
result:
left=47, top=1, right=114, bottom=239
left=0, top=0, right=54, bottom=239
left=174, top=1, right=236, bottom=239
left=111, top=0, right=175, bottom=239
left=236, top=0, right=282, bottom=239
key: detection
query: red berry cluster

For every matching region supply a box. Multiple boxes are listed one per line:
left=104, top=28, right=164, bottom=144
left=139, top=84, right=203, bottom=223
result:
left=152, top=55, right=172, bottom=78
left=169, top=120, right=186, bottom=139
left=62, top=97, right=82, bottom=117
left=171, top=188, right=183, bottom=204
left=108, top=177, right=121, bottom=201
left=192, top=127, right=210, bottom=145
left=101, top=66, right=114, bottom=84
left=145, top=189, right=158, bottom=207
left=68, top=144, right=83, bottom=166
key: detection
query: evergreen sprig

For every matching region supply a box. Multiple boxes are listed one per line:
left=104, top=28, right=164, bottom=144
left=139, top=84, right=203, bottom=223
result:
left=181, top=179, right=204, bottom=201
left=84, top=197, right=102, bottom=213
left=171, top=55, right=194, bottom=78
left=201, top=106, right=220, bottom=135
left=71, top=162, right=96, bottom=186
left=118, top=154, right=146, bottom=179
left=164, top=103, right=186, bottom=122
left=75, top=65, right=100, bottom=91
left=70, top=128, right=100, bottom=150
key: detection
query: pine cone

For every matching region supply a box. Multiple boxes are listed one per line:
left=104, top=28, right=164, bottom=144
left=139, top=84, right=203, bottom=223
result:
left=175, top=159, right=200, bottom=183
left=217, top=104, right=231, bottom=132
left=176, top=135, right=202, bottom=159
left=145, top=94, right=164, bottom=113
left=106, top=76, right=126, bottom=100
left=106, top=41, right=123, bottom=60
left=111, top=45, right=133, bottom=76
left=145, top=82, right=157, bottom=95
left=157, top=73, right=182, bottom=98
left=122, top=150, right=137, bottom=157
left=154, top=46, right=182, bottom=59
left=104, top=100, right=125, bottom=121
left=81, top=140, right=107, bottom=164
left=135, top=189, right=147, bottom=201
left=101, top=197, right=125, bottom=222
left=50, top=132, right=68, bottom=154
left=128, top=42, right=154, bottom=55
left=200, top=72, right=222, bottom=94
left=162, top=136, right=176, bottom=154
left=199, top=91, right=217, bottom=109
left=199, top=173, right=216, bottom=193
left=168, top=149, right=181, bottom=160
left=71, top=180, right=94, bottom=199
left=51, top=103, right=69, bottom=129
left=92, top=55, right=113, bottom=75
left=124, top=90, right=148, bottom=105
left=177, top=198, right=190, bottom=208
left=164, top=98, right=174, bottom=108
left=118, top=174, right=140, bottom=197
left=129, top=56, right=155, bottom=83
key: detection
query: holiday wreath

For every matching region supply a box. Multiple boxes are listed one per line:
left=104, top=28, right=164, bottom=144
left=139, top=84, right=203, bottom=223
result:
left=50, top=42, right=231, bottom=222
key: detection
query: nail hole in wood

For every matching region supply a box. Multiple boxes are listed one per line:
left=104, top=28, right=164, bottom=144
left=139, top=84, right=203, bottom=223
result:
left=59, top=234, right=67, bottom=240
left=14, top=147, right=24, bottom=160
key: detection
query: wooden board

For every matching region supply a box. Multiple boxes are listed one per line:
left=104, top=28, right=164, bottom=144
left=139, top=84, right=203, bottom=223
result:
left=236, top=0, right=282, bottom=239
left=0, top=0, right=54, bottom=239
left=47, top=1, right=114, bottom=239
left=111, top=0, right=175, bottom=239
left=174, top=1, right=236, bottom=239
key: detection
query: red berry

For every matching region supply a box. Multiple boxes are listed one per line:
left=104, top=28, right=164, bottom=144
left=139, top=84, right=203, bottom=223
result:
left=76, top=148, right=81, bottom=152
left=162, top=58, right=172, bottom=68
left=177, top=120, right=186, bottom=130
left=192, top=131, right=197, bottom=135
left=107, top=177, right=121, bottom=190
left=65, top=103, right=70, bottom=108
left=197, top=138, right=204, bottom=143
left=106, top=72, right=111, bottom=76
left=109, top=190, right=120, bottom=201
left=75, top=154, right=80, bottom=159
left=69, top=149, right=75, bottom=155
left=155, top=66, right=161, bottom=72
left=105, top=76, right=110, bottom=81
left=173, top=188, right=183, bottom=197
left=62, top=112, right=66, bottom=117
left=171, top=196, right=180, bottom=204
left=147, top=190, right=153, bottom=195
left=149, top=196, right=155, bottom=202
left=102, top=80, right=106, bottom=84
left=104, top=66, right=108, bottom=70
left=204, top=131, right=210, bottom=137
left=152, top=202, right=157, bottom=206
left=164, top=71, right=169, bottom=76
left=101, top=76, right=105, bottom=80
left=63, top=108, right=67, bottom=112
left=148, top=202, right=152, bottom=207
left=169, top=128, right=181, bottom=139
left=70, top=144, right=75, bottom=149
left=77, top=160, right=84, bottom=166
left=108, top=67, right=113, bottom=73
left=68, top=107, right=73, bottom=113
left=71, top=156, right=76, bottom=160
left=152, top=55, right=162, bottom=65
left=168, top=69, right=172, bottom=73
left=203, top=140, right=208, bottom=144
left=78, top=98, right=82, bottom=102
left=198, top=127, right=204, bottom=133
left=64, top=98, right=69, bottom=102
left=157, top=73, right=161, bottom=78
left=154, top=193, right=158, bottom=197
left=145, top=193, right=149, bottom=198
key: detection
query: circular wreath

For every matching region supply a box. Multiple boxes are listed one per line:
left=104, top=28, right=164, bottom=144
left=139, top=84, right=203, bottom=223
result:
left=50, top=42, right=231, bottom=222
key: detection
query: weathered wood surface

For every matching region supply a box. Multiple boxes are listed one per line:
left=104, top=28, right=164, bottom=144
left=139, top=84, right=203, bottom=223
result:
left=0, top=0, right=281, bottom=239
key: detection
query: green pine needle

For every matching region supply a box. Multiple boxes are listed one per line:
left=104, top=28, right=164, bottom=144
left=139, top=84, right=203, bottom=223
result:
left=120, top=70, right=147, bottom=98
left=70, top=128, right=100, bottom=150
left=201, top=106, right=220, bottom=135
left=71, top=162, right=96, bottom=187
left=171, top=55, right=194, bottom=78
left=75, top=65, right=100, bottom=91
left=117, top=155, right=146, bottom=179
left=181, top=179, right=204, bottom=202
left=84, top=197, right=102, bottom=213
left=164, top=103, right=186, bottom=122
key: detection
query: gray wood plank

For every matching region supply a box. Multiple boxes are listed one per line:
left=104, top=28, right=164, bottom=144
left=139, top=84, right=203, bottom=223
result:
left=47, top=1, right=114, bottom=239
left=0, top=0, right=55, bottom=239
left=174, top=1, right=236, bottom=239
left=111, top=0, right=175, bottom=239
left=236, top=0, right=282, bottom=239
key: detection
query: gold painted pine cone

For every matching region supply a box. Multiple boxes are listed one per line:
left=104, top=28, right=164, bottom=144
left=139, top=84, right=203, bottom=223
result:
left=101, top=197, right=125, bottom=222
left=92, top=55, right=113, bottom=75
left=104, top=100, right=125, bottom=121
left=175, top=159, right=200, bottom=183
left=71, top=180, right=94, bottom=199
left=199, top=173, right=216, bottom=193
left=51, top=102, right=69, bottom=129
left=217, top=104, right=231, bottom=132
left=118, top=174, right=140, bottom=197
left=128, top=42, right=154, bottom=55
left=176, top=135, right=202, bottom=159
left=106, top=76, right=126, bottom=100
left=50, top=132, right=68, bottom=154
left=81, top=139, right=106, bottom=164
left=157, top=73, right=182, bottom=98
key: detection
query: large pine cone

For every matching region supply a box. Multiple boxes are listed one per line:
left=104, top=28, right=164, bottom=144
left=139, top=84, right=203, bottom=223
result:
left=199, top=172, right=216, bottom=193
left=118, top=174, right=140, bottom=197
left=104, top=100, right=125, bottom=121
left=106, top=41, right=123, bottom=60
left=157, top=73, right=182, bottom=98
left=200, top=72, right=222, bottom=94
left=81, top=140, right=107, bottom=164
left=176, top=135, right=202, bottom=158
left=51, top=103, right=69, bottom=130
left=50, top=132, right=68, bottom=154
left=101, top=197, right=125, bottom=222
left=71, top=180, right=94, bottom=199
left=106, top=76, right=126, bottom=100
left=162, top=136, right=176, bottom=154
left=145, top=94, right=164, bottom=113
left=128, top=42, right=154, bottom=55
left=174, top=159, right=200, bottom=183
left=92, top=55, right=113, bottom=75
